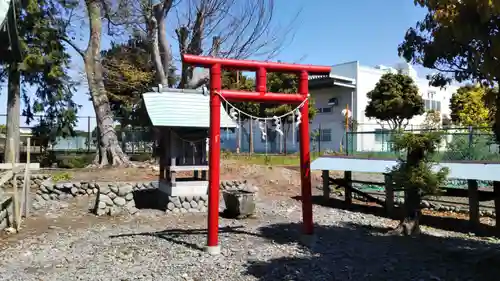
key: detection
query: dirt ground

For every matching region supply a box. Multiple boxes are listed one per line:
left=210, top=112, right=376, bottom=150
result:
left=42, top=160, right=333, bottom=198
left=0, top=161, right=497, bottom=251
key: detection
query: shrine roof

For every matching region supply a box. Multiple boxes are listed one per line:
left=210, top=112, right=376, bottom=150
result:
left=142, top=88, right=237, bottom=128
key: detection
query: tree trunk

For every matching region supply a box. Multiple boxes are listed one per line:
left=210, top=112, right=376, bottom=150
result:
left=389, top=188, right=421, bottom=236
left=4, top=63, right=20, bottom=163
left=84, top=0, right=130, bottom=167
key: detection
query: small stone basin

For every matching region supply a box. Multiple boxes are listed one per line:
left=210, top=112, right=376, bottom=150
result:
left=222, top=189, right=256, bottom=219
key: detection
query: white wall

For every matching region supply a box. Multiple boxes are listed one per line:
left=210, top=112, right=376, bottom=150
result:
left=354, top=63, right=457, bottom=151
left=309, top=87, right=354, bottom=152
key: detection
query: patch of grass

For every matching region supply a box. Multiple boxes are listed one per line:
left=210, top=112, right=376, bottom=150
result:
left=222, top=152, right=322, bottom=166
left=51, top=172, right=72, bottom=182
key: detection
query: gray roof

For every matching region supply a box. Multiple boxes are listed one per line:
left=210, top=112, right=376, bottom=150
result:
left=143, top=88, right=237, bottom=128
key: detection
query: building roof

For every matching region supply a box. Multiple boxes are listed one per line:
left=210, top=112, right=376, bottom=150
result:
left=309, top=73, right=356, bottom=89
left=142, top=88, right=237, bottom=128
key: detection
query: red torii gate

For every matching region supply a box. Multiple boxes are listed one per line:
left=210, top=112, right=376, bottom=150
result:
left=182, top=54, right=331, bottom=254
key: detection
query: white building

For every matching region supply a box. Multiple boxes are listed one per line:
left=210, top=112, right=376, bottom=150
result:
left=309, top=61, right=458, bottom=152
left=220, top=61, right=458, bottom=154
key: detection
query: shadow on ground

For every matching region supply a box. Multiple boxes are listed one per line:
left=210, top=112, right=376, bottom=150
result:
left=245, top=222, right=500, bottom=280
left=110, top=219, right=500, bottom=280
left=293, top=195, right=498, bottom=237
left=109, top=225, right=255, bottom=251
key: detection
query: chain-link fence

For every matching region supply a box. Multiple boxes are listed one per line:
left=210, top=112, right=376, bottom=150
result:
left=2, top=112, right=499, bottom=160
left=0, top=114, right=155, bottom=154
left=346, top=126, right=499, bottom=161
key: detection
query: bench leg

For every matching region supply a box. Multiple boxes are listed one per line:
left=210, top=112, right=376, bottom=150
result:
left=384, top=174, right=394, bottom=217
left=322, top=170, right=330, bottom=200
left=468, top=179, right=480, bottom=227
left=344, top=171, right=352, bottom=205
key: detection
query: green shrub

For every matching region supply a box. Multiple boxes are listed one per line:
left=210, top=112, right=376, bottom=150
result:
left=57, top=154, right=94, bottom=169
left=129, top=153, right=153, bottom=162
left=442, top=133, right=499, bottom=161
left=36, top=151, right=58, bottom=167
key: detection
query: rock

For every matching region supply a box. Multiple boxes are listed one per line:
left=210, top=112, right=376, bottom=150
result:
left=167, top=202, right=175, bottom=210
left=99, top=194, right=114, bottom=206
left=32, top=203, right=43, bottom=210
left=185, top=196, right=193, bottom=202
left=86, top=189, right=93, bottom=195
left=125, top=193, right=134, bottom=201
left=42, top=193, right=51, bottom=201
left=110, top=184, right=119, bottom=194
left=93, top=188, right=98, bottom=194
left=39, top=185, right=48, bottom=193
left=64, top=183, right=73, bottom=189
left=96, top=207, right=107, bottom=216
left=128, top=207, right=138, bottom=215
left=55, top=183, right=64, bottom=190
left=117, top=184, right=133, bottom=196
left=190, top=201, right=198, bottom=208
left=182, top=202, right=191, bottom=209
left=113, top=197, right=127, bottom=206
left=168, top=196, right=180, bottom=203
left=201, top=195, right=208, bottom=201
left=46, top=184, right=54, bottom=192
left=125, top=200, right=135, bottom=210
left=150, top=181, right=159, bottom=189
left=108, top=192, right=117, bottom=200
left=109, top=207, right=121, bottom=216
left=174, top=200, right=182, bottom=208
left=99, top=185, right=111, bottom=195
left=98, top=202, right=106, bottom=209
left=70, top=187, right=78, bottom=196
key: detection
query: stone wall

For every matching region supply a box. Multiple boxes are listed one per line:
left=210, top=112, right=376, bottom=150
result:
left=94, top=182, right=144, bottom=216
left=347, top=190, right=497, bottom=218
left=2, top=174, right=50, bottom=190
left=31, top=179, right=257, bottom=216
left=0, top=195, right=14, bottom=231
left=32, top=181, right=99, bottom=210
left=93, top=180, right=256, bottom=216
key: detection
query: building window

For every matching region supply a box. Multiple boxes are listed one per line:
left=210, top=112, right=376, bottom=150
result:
left=427, top=90, right=436, bottom=99
left=316, top=107, right=332, bottom=114
left=319, top=129, right=332, bottom=142
left=424, top=99, right=441, bottom=111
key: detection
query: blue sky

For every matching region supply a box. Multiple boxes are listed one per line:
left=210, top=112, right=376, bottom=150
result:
left=0, top=0, right=427, bottom=131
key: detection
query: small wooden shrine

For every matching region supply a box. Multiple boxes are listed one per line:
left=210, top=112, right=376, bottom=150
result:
left=142, top=88, right=236, bottom=197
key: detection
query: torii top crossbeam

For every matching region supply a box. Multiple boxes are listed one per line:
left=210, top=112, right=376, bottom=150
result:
left=183, top=54, right=332, bottom=74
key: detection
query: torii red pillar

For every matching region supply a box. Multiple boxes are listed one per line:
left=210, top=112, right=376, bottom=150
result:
left=182, top=54, right=331, bottom=255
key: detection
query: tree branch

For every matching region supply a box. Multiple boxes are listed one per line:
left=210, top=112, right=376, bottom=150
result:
left=60, top=36, right=85, bottom=58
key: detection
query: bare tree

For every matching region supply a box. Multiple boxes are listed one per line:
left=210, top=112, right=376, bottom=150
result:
left=142, top=0, right=299, bottom=88
left=59, top=0, right=131, bottom=167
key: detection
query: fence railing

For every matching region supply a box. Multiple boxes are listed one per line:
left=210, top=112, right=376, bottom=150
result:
left=0, top=112, right=498, bottom=159
left=346, top=127, right=499, bottom=161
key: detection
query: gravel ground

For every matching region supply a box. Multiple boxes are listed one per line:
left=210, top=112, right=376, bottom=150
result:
left=0, top=196, right=500, bottom=281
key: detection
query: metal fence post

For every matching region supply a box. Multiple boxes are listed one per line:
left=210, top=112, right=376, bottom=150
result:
left=87, top=116, right=91, bottom=152
left=468, top=126, right=473, bottom=160
left=318, top=123, right=321, bottom=154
